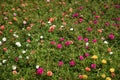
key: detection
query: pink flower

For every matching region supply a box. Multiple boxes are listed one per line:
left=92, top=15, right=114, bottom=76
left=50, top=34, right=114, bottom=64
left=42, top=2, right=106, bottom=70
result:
left=84, top=38, right=88, bottom=42
left=73, top=13, right=79, bottom=17
left=57, top=44, right=62, bottom=49
left=105, top=22, right=109, bottom=26
left=60, top=38, right=64, bottom=41
left=79, top=6, right=84, bottom=10
left=50, top=41, right=56, bottom=45
left=58, top=61, right=64, bottom=66
left=84, top=53, right=90, bottom=57
left=95, top=16, right=100, bottom=19
left=85, top=46, right=89, bottom=49
left=15, top=57, right=19, bottom=62
left=78, top=36, right=83, bottom=41
left=36, top=68, right=44, bottom=75
left=27, top=39, right=31, bottom=43
left=79, top=18, right=83, bottom=23
left=91, top=63, right=96, bottom=69
left=79, top=55, right=84, bottom=60
left=69, top=60, right=75, bottom=66
left=65, top=41, right=71, bottom=46
left=109, top=34, right=115, bottom=40
left=92, top=39, right=97, bottom=43
left=92, top=11, right=96, bottom=15
left=87, top=27, right=92, bottom=32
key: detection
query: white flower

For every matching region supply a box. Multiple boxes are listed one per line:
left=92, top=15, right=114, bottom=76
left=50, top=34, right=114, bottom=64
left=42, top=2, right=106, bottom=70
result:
left=2, top=59, right=7, bottom=63
left=15, top=42, right=21, bottom=47
left=26, top=56, right=29, bottom=59
left=86, top=42, right=89, bottom=46
left=40, top=36, right=43, bottom=39
left=104, top=41, right=108, bottom=44
left=12, top=65, right=17, bottom=70
left=13, top=33, right=19, bottom=38
left=61, top=25, right=64, bottom=28
left=0, top=62, right=2, bottom=66
left=23, top=20, right=27, bottom=24
left=27, top=33, right=31, bottom=36
left=36, top=65, right=39, bottom=69
left=13, top=13, right=17, bottom=16
left=22, top=50, right=26, bottom=54
left=48, top=21, right=51, bottom=24
left=109, top=52, right=113, bottom=55
left=47, top=0, right=50, bottom=2
left=70, top=28, right=74, bottom=31
left=19, top=55, right=22, bottom=58
left=0, top=41, right=2, bottom=45
left=2, top=37, right=7, bottom=42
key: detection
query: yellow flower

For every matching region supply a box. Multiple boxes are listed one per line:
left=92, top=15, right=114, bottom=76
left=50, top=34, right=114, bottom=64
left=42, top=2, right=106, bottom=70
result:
left=101, top=74, right=106, bottom=78
left=110, top=68, right=115, bottom=73
left=102, top=59, right=107, bottom=64
left=106, top=77, right=111, bottom=80
left=91, top=55, right=98, bottom=59
left=83, top=75, right=88, bottom=79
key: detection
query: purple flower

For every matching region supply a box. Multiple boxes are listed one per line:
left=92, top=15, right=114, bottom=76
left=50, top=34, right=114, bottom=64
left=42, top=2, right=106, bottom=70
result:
left=58, top=61, right=64, bottom=66
left=79, top=55, right=84, bottom=60
left=73, top=13, right=79, bottom=17
left=109, top=34, right=115, bottom=40
left=84, top=38, right=89, bottom=42
left=91, top=63, right=96, bottom=69
left=78, top=36, right=83, bottom=41
left=84, top=53, right=90, bottom=57
left=69, top=60, right=75, bottom=66
left=57, top=44, right=62, bottom=49
left=36, top=68, right=44, bottom=75
left=92, top=39, right=97, bottom=43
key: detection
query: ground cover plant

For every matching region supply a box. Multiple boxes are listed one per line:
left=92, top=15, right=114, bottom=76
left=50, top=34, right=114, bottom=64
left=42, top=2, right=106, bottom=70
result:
left=0, top=0, right=120, bottom=80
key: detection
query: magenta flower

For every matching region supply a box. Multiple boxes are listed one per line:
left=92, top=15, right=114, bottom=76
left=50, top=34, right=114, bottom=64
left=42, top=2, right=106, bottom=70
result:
left=92, top=39, right=97, bottom=43
left=84, top=38, right=88, bottom=42
left=69, top=60, right=75, bottom=66
left=84, top=53, right=90, bottom=57
left=36, top=68, right=44, bottom=75
left=50, top=41, right=56, bottom=45
left=91, top=63, right=96, bottom=69
left=93, top=20, right=98, bottom=24
left=65, top=41, right=71, bottom=46
left=87, top=27, right=92, bottom=32
left=109, top=34, right=115, bottom=40
left=79, top=55, right=84, bottom=60
left=78, top=36, right=83, bottom=41
left=73, top=13, right=79, bottom=17
left=58, top=61, right=64, bottom=66
left=57, top=44, right=62, bottom=49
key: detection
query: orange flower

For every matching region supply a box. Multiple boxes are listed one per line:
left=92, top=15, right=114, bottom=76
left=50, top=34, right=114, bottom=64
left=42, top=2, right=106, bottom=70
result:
left=49, top=18, right=55, bottom=23
left=26, top=27, right=31, bottom=31
left=107, top=48, right=112, bottom=52
left=0, top=25, right=5, bottom=30
left=47, top=71, right=53, bottom=76
left=48, top=25, right=55, bottom=32
left=69, top=8, right=73, bottom=12
left=98, top=29, right=102, bottom=33
left=85, top=67, right=91, bottom=71
left=13, top=17, right=18, bottom=21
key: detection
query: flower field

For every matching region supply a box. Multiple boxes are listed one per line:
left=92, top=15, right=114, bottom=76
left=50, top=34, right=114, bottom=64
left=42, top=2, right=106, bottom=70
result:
left=0, top=0, right=120, bottom=80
